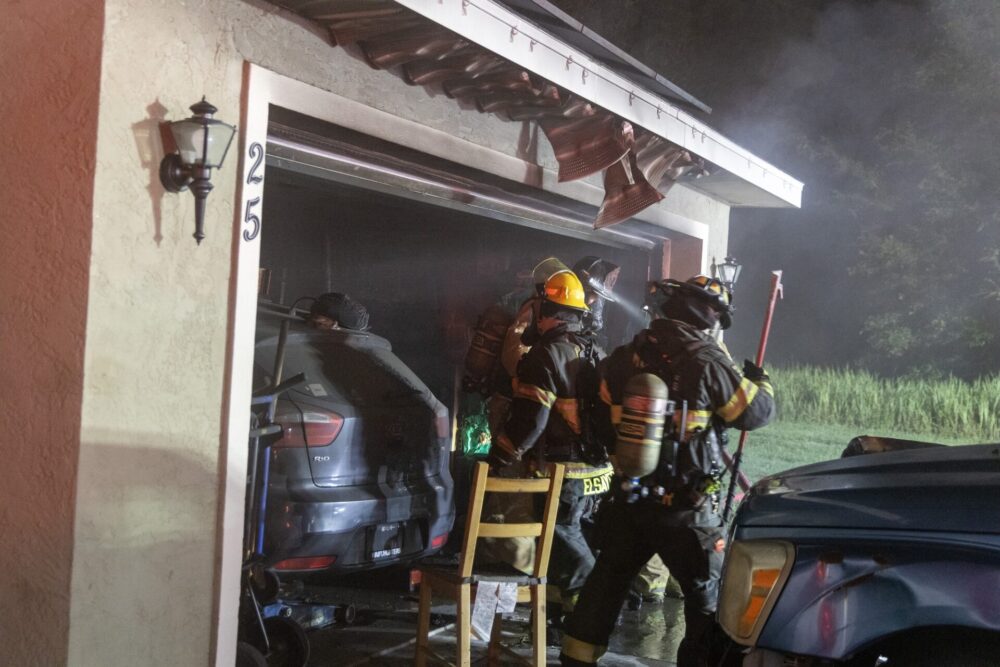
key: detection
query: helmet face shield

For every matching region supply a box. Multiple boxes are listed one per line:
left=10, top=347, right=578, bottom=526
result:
left=644, top=280, right=670, bottom=320
left=573, top=256, right=621, bottom=303
left=532, top=257, right=572, bottom=288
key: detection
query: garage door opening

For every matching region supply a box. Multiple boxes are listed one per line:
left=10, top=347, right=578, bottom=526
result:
left=218, top=62, right=715, bottom=666
left=257, top=106, right=667, bottom=426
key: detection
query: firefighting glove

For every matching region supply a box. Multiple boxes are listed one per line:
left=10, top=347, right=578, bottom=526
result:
left=742, top=359, right=769, bottom=383
left=485, top=442, right=517, bottom=469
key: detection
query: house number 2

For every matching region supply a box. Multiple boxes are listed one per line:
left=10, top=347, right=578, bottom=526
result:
left=242, top=142, right=264, bottom=242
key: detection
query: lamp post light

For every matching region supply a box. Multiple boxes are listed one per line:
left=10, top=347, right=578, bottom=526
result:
left=159, top=97, right=236, bottom=244
left=711, top=255, right=743, bottom=293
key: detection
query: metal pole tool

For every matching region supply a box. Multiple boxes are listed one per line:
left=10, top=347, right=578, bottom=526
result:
left=723, top=270, right=783, bottom=521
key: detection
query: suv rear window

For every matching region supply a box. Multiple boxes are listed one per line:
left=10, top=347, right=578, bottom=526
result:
left=256, top=327, right=431, bottom=408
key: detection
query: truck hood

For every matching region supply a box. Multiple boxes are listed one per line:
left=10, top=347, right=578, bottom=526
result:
left=737, top=443, right=1000, bottom=534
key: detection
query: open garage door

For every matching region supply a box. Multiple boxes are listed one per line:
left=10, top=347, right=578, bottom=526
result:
left=259, top=107, right=662, bottom=407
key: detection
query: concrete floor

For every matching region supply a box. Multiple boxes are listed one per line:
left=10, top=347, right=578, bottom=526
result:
left=275, top=567, right=685, bottom=666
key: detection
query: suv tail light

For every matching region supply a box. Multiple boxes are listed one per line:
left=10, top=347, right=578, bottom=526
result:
left=273, top=407, right=344, bottom=447
left=273, top=555, right=336, bottom=571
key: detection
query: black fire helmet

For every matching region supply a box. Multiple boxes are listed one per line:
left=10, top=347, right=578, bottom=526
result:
left=650, top=275, right=733, bottom=330
left=572, top=256, right=621, bottom=302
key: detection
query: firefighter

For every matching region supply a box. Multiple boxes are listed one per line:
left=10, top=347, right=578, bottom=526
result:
left=487, top=269, right=615, bottom=621
left=499, top=257, right=620, bottom=389
left=560, top=275, right=775, bottom=667
left=490, top=256, right=620, bottom=433
left=493, top=257, right=572, bottom=432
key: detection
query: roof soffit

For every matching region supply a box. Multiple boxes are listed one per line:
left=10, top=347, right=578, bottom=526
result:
left=266, top=0, right=803, bottom=218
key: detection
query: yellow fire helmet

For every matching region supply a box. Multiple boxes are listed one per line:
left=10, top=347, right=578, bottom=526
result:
left=543, top=270, right=590, bottom=311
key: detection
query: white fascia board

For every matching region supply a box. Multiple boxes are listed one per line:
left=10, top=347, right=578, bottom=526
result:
left=394, top=0, right=803, bottom=209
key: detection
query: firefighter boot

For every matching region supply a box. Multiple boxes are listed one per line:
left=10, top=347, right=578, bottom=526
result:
left=676, top=610, right=715, bottom=667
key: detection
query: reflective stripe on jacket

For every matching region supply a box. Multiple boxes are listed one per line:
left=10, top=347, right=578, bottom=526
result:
left=597, top=318, right=775, bottom=468
left=499, top=324, right=603, bottom=465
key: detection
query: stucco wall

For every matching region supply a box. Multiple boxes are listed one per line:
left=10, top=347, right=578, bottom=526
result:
left=0, top=2, right=104, bottom=665
left=66, top=1, right=731, bottom=665
left=71, top=1, right=245, bottom=664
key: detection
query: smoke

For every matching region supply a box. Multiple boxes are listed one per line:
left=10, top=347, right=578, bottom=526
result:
left=552, top=0, right=1000, bottom=374
left=705, top=0, right=1000, bottom=375
left=611, top=290, right=652, bottom=329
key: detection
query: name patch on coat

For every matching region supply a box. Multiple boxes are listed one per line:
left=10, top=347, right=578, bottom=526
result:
left=582, top=472, right=613, bottom=496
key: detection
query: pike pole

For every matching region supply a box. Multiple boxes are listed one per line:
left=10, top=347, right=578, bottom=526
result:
left=723, top=270, right=783, bottom=522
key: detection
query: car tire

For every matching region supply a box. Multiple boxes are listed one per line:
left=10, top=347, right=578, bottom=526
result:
left=236, top=641, right=267, bottom=667
left=262, top=616, right=310, bottom=667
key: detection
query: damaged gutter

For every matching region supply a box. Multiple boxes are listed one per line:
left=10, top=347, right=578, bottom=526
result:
left=394, top=0, right=802, bottom=209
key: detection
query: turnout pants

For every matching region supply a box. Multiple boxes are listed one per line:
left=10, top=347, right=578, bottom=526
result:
left=547, top=476, right=599, bottom=607
left=544, top=467, right=612, bottom=610
left=561, top=499, right=726, bottom=666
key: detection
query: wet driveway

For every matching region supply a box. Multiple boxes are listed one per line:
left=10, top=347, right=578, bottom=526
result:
left=274, top=566, right=685, bottom=666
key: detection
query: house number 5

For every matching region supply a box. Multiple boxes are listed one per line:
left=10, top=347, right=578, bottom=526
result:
left=243, top=196, right=261, bottom=242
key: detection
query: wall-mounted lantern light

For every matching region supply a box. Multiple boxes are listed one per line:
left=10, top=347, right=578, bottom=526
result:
left=711, top=255, right=742, bottom=292
left=159, top=97, right=236, bottom=244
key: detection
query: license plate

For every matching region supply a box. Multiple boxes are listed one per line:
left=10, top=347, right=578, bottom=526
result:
left=369, top=523, right=403, bottom=560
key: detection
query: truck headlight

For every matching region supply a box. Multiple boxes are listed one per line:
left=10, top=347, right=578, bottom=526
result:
left=718, top=540, right=794, bottom=645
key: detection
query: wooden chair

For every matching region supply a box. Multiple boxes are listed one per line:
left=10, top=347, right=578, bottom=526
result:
left=414, top=461, right=565, bottom=667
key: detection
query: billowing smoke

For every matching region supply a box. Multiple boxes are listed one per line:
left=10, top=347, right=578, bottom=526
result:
left=555, top=0, right=1000, bottom=378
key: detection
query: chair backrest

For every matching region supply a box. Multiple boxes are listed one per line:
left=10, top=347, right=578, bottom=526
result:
left=458, top=461, right=566, bottom=579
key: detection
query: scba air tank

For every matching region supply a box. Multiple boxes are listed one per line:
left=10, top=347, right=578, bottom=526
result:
left=463, top=305, right=511, bottom=392
left=615, top=373, right=670, bottom=479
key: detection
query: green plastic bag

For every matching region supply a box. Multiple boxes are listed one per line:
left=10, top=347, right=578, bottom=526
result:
left=459, top=397, right=492, bottom=458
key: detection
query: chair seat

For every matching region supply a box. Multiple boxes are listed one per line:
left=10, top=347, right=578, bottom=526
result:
left=419, top=561, right=546, bottom=586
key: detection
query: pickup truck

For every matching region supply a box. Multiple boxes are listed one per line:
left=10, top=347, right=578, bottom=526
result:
left=717, top=438, right=1000, bottom=666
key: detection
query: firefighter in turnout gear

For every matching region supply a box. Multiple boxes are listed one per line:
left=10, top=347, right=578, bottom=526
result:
left=560, top=275, right=775, bottom=667
left=488, top=269, right=615, bottom=616
left=469, top=257, right=618, bottom=583
left=499, top=257, right=620, bottom=401
left=469, top=259, right=571, bottom=577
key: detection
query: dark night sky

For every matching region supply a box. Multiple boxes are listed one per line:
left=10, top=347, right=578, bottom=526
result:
left=552, top=0, right=1000, bottom=377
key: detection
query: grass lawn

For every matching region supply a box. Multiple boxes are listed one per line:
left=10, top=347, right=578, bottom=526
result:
left=735, top=419, right=978, bottom=485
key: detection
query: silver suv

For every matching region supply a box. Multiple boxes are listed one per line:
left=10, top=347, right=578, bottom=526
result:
left=252, top=305, right=455, bottom=575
